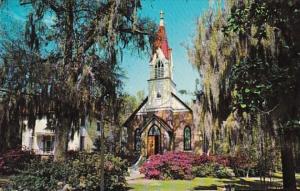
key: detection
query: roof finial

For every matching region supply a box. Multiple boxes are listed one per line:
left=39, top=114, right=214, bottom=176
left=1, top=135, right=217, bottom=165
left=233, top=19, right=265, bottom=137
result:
left=160, top=10, right=164, bottom=26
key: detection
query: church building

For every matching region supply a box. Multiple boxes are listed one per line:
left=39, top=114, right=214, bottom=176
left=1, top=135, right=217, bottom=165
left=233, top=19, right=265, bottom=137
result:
left=123, top=11, right=199, bottom=158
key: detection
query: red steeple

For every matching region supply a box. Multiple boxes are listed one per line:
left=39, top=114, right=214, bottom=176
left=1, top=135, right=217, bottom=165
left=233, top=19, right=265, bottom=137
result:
left=153, top=11, right=170, bottom=60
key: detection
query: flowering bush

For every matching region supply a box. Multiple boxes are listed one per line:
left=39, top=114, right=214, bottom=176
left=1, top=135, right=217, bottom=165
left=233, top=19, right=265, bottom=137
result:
left=0, top=147, right=34, bottom=175
left=140, top=152, right=194, bottom=180
left=193, top=154, right=230, bottom=166
left=140, top=152, right=234, bottom=180
left=228, top=151, right=258, bottom=177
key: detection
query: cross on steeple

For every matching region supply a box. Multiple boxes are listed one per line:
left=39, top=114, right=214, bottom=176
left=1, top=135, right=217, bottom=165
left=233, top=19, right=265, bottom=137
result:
left=160, top=10, right=164, bottom=26
left=160, top=10, right=164, bottom=19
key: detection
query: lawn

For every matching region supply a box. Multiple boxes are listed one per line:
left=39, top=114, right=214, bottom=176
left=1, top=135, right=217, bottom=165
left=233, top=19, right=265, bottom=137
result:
left=2, top=173, right=300, bottom=190
left=128, top=173, right=300, bottom=191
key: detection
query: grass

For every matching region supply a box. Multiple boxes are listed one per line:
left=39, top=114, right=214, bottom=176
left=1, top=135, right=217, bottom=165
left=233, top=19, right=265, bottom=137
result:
left=2, top=173, right=300, bottom=190
left=128, top=173, right=300, bottom=191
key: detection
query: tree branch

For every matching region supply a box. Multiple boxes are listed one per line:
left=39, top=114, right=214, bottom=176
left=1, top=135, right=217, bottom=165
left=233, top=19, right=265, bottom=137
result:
left=46, top=0, right=65, bottom=14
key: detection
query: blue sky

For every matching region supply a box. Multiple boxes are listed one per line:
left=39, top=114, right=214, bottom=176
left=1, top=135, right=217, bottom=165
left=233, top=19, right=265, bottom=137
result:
left=0, top=0, right=209, bottom=102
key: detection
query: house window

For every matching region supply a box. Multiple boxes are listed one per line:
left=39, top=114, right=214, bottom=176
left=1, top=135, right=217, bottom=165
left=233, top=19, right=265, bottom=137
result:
left=42, top=136, right=54, bottom=153
left=135, top=129, right=141, bottom=152
left=155, top=61, right=164, bottom=78
left=80, top=116, right=85, bottom=126
left=97, top=121, right=101, bottom=131
left=80, top=136, right=85, bottom=151
left=184, top=126, right=191, bottom=150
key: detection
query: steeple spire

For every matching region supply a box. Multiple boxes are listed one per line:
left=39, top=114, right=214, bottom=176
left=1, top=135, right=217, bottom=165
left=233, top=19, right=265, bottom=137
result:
left=153, top=10, right=170, bottom=60
left=160, top=10, right=164, bottom=26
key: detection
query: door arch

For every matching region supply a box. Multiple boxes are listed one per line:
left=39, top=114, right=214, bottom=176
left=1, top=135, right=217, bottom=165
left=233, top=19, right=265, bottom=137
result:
left=147, top=125, right=161, bottom=156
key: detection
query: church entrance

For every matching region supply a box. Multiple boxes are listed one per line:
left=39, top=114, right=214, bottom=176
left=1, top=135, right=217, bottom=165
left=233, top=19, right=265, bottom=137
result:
left=147, top=125, right=161, bottom=157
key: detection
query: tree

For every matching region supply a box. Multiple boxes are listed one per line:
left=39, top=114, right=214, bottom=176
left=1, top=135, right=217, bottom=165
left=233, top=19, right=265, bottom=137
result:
left=225, top=1, right=300, bottom=190
left=189, top=0, right=299, bottom=190
left=0, top=31, right=42, bottom=152
left=0, top=0, right=156, bottom=161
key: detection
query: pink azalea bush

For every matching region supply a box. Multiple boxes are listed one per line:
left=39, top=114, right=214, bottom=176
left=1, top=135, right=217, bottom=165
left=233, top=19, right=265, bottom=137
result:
left=140, top=152, right=195, bottom=180
left=140, top=152, right=233, bottom=180
left=193, top=153, right=230, bottom=166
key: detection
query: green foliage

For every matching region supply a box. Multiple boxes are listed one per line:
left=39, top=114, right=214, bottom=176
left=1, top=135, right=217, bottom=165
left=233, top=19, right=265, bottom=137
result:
left=225, top=1, right=300, bottom=119
left=0, top=147, right=34, bottom=175
left=0, top=0, right=156, bottom=157
left=10, top=153, right=128, bottom=191
left=11, top=159, right=70, bottom=191
left=192, top=163, right=234, bottom=178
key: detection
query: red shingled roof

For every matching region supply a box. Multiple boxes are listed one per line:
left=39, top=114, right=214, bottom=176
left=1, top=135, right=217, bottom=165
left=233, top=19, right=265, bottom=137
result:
left=153, top=25, right=170, bottom=60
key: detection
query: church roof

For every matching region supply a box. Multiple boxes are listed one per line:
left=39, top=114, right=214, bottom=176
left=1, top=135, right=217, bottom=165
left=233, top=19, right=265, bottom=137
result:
left=139, top=114, right=173, bottom=133
left=153, top=26, right=170, bottom=59
left=123, top=97, right=148, bottom=126
left=171, top=92, right=193, bottom=113
left=153, top=11, right=170, bottom=60
left=123, top=93, right=192, bottom=127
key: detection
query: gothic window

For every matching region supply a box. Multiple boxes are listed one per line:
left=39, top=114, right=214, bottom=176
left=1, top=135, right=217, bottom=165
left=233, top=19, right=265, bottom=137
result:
left=184, top=126, right=191, bottom=150
left=155, top=61, right=164, bottom=78
left=135, top=129, right=141, bottom=152
left=148, top=125, right=160, bottom=136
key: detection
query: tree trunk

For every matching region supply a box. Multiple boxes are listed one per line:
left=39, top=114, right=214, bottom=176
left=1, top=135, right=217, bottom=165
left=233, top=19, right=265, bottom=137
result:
left=281, top=129, right=296, bottom=191
left=246, top=168, right=249, bottom=178
left=54, top=118, right=70, bottom=161
left=99, top=113, right=105, bottom=191
left=0, top=112, right=7, bottom=153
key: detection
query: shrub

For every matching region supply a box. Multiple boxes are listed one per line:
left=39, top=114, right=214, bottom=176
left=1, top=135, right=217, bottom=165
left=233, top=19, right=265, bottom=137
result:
left=214, top=165, right=234, bottom=178
left=140, top=152, right=194, bottom=180
left=192, top=163, right=215, bottom=177
left=229, top=151, right=258, bottom=177
left=193, top=153, right=210, bottom=166
left=0, top=147, right=34, bottom=175
left=140, top=152, right=237, bottom=180
left=11, top=159, right=70, bottom=191
left=9, top=152, right=128, bottom=191
left=193, top=154, right=230, bottom=167
left=211, top=155, right=230, bottom=167
left=192, top=163, right=234, bottom=178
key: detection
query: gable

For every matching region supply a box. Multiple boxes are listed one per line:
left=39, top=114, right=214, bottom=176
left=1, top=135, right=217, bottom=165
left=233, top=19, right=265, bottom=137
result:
left=123, top=97, right=148, bottom=126
left=140, top=115, right=172, bottom=133
left=171, top=93, right=192, bottom=112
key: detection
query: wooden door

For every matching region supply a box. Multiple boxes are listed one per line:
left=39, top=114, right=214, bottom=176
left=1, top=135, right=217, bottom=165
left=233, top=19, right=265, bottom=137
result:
left=147, top=136, right=155, bottom=156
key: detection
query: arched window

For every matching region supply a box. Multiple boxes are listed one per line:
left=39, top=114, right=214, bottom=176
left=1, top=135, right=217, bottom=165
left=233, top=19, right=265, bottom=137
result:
left=184, top=126, right=191, bottom=150
left=135, top=129, right=141, bottom=152
left=148, top=125, right=160, bottom=136
left=155, top=61, right=164, bottom=78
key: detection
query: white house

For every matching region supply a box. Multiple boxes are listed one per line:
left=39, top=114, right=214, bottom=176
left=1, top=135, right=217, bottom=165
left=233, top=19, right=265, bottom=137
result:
left=22, top=118, right=93, bottom=155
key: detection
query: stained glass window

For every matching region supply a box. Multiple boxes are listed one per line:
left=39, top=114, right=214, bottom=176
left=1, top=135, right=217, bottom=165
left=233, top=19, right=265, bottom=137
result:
left=148, top=125, right=160, bottom=136
left=135, top=129, right=141, bottom=152
left=184, top=126, right=191, bottom=150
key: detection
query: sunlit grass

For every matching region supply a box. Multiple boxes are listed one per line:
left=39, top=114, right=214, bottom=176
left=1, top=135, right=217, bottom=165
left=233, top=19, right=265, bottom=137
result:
left=128, top=173, right=300, bottom=191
